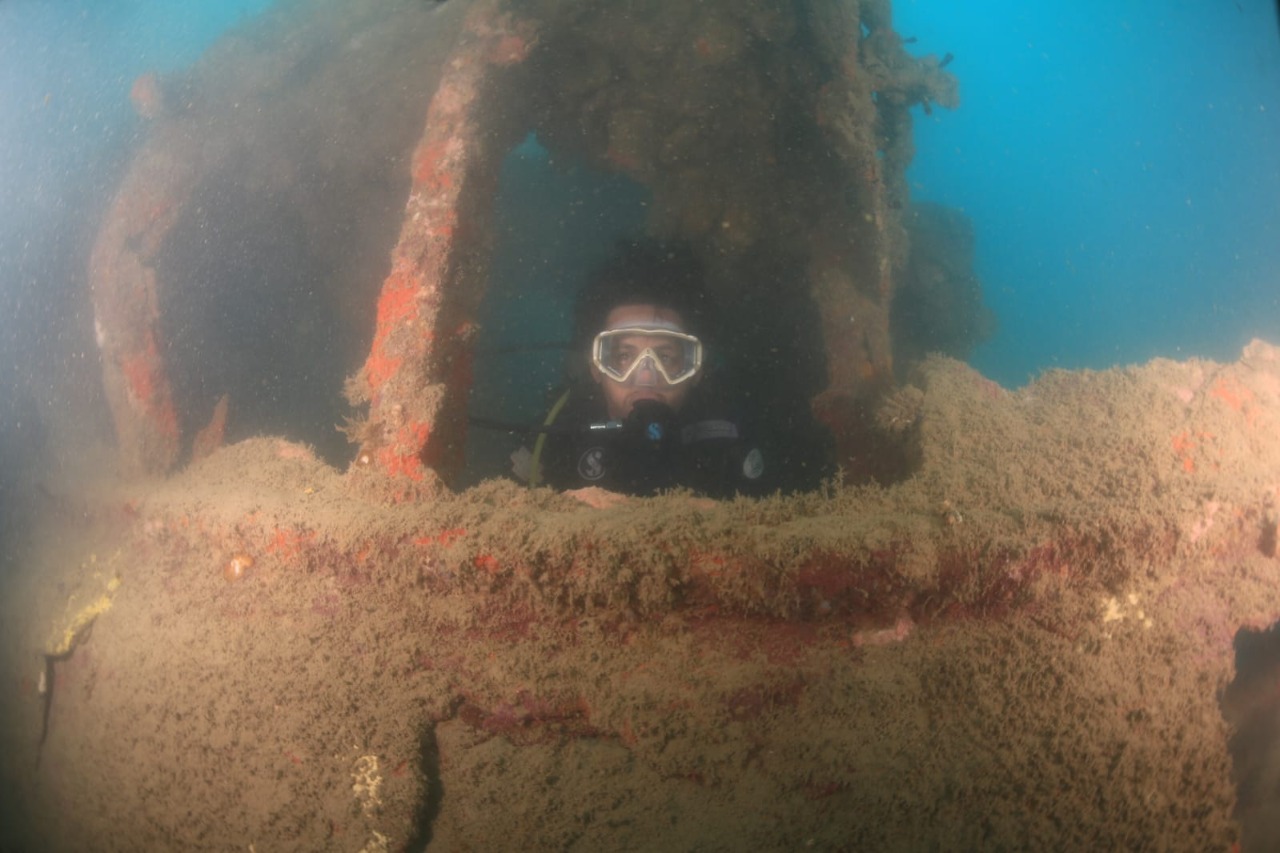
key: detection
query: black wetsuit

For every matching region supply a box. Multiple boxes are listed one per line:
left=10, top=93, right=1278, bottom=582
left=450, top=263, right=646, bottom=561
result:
left=535, top=388, right=776, bottom=498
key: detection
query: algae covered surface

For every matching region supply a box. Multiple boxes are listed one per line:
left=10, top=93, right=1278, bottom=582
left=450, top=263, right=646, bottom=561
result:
left=2, top=345, right=1280, bottom=850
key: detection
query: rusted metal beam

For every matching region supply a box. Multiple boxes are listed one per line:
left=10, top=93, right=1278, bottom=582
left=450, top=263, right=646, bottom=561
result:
left=351, top=2, right=536, bottom=493
left=89, top=123, right=212, bottom=476
left=803, top=0, right=958, bottom=480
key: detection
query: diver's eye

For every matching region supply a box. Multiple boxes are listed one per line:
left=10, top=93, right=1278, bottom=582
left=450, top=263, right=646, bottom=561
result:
left=611, top=346, right=638, bottom=370
left=654, top=346, right=682, bottom=370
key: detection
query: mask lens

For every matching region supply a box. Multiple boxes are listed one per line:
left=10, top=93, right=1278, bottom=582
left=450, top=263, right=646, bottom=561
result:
left=593, top=328, right=702, bottom=385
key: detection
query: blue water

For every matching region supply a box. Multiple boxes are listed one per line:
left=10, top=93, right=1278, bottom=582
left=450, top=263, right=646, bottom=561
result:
left=896, top=0, right=1280, bottom=385
left=0, top=0, right=271, bottom=226
left=0, top=0, right=273, bottom=383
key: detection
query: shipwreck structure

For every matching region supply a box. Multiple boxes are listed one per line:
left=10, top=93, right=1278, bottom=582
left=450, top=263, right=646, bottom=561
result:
left=88, top=0, right=961, bottom=487
left=5, top=0, right=1274, bottom=850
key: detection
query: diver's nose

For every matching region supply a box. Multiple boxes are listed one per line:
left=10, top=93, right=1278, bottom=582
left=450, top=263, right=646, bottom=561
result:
left=633, top=355, right=658, bottom=386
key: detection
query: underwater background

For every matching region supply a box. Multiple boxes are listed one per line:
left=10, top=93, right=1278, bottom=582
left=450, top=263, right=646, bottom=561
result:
left=896, top=0, right=1280, bottom=385
left=2, top=3, right=1280, bottom=850
left=1, top=0, right=1278, bottom=426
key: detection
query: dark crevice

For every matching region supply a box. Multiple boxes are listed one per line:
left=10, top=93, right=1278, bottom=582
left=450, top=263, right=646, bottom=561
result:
left=1223, top=621, right=1280, bottom=852
left=406, top=720, right=446, bottom=851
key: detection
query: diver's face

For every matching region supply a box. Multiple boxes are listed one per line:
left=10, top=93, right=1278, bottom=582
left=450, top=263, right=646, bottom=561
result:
left=591, top=304, right=699, bottom=420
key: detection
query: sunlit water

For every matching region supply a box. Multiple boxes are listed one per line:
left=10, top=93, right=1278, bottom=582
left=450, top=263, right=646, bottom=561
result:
left=897, top=0, right=1280, bottom=384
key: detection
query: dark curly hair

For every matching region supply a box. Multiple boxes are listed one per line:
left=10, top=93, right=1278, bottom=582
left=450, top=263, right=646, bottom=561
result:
left=571, top=239, right=707, bottom=350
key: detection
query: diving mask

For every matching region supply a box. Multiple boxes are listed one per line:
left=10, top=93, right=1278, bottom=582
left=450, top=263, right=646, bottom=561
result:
left=591, top=324, right=703, bottom=386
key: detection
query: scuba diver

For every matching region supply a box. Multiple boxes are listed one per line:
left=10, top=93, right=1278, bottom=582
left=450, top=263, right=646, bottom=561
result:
left=517, top=240, right=795, bottom=499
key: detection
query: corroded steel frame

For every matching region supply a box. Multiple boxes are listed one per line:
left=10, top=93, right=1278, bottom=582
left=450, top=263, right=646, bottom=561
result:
left=89, top=0, right=956, bottom=487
